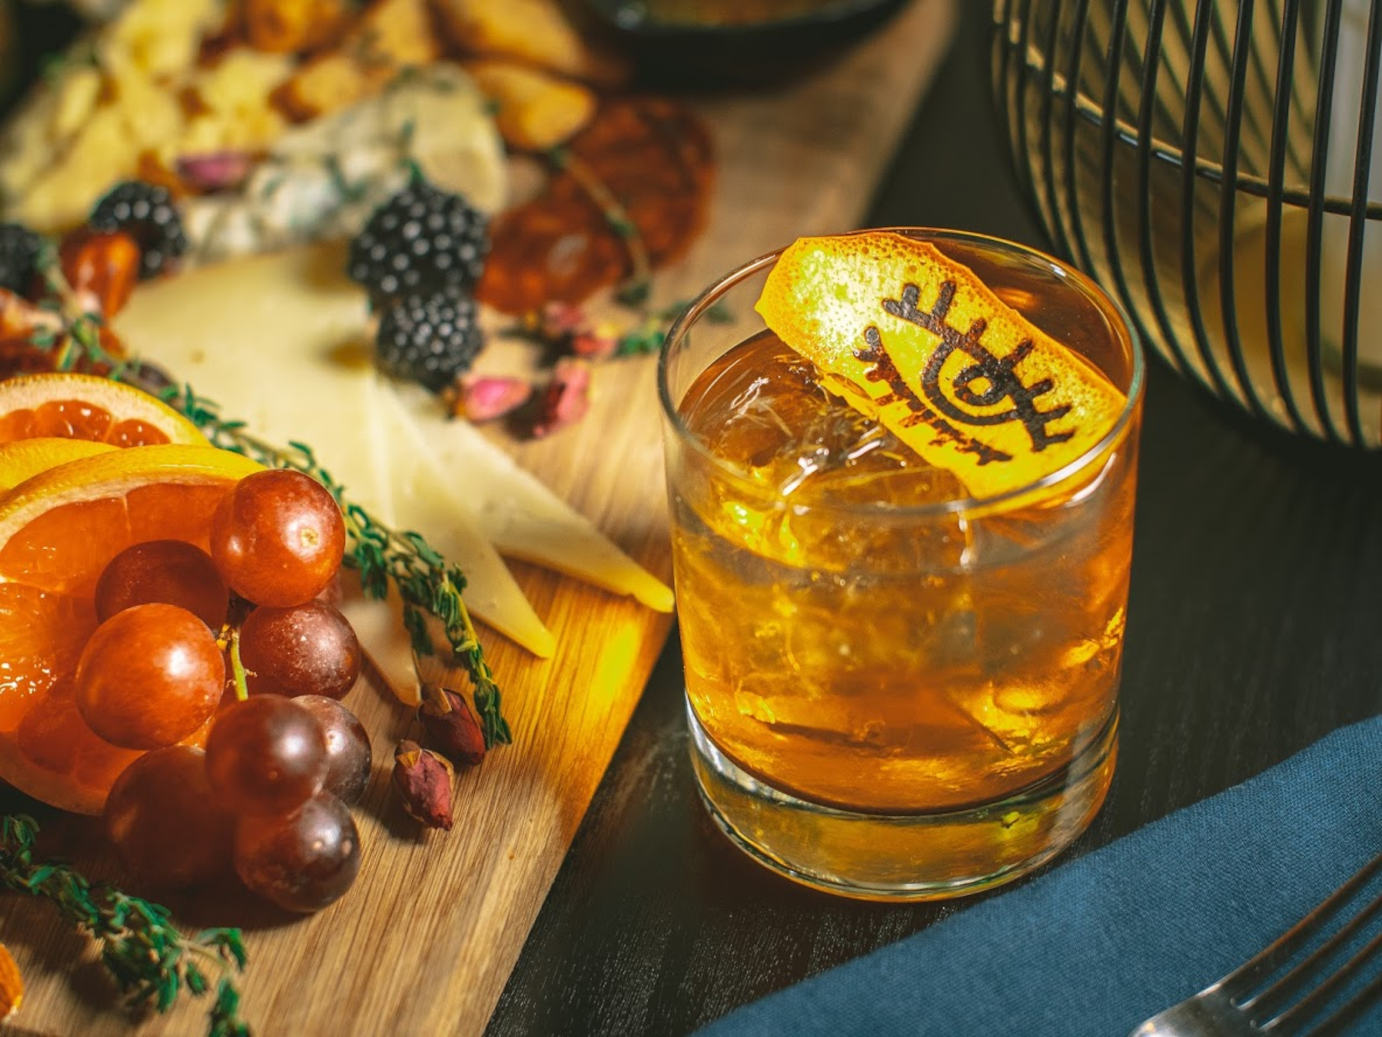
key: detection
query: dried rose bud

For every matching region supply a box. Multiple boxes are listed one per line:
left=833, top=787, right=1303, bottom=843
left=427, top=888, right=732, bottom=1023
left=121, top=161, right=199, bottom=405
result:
left=449, top=375, right=531, bottom=422
left=392, top=740, right=454, bottom=830
left=176, top=151, right=255, bottom=193
left=530, top=357, right=591, bottom=438
left=419, top=685, right=486, bottom=767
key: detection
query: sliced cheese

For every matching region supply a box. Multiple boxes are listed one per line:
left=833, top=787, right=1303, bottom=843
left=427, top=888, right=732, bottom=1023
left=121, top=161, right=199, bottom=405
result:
left=338, top=376, right=422, bottom=705
left=110, top=243, right=376, bottom=497
left=374, top=379, right=555, bottom=657
left=392, top=384, right=673, bottom=612
left=338, top=569, right=421, bottom=707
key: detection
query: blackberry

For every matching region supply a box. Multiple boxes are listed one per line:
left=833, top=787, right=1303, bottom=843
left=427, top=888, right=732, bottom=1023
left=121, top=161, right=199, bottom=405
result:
left=375, top=287, right=484, bottom=391
left=348, top=177, right=489, bottom=300
left=89, top=181, right=188, bottom=280
left=0, top=222, right=42, bottom=295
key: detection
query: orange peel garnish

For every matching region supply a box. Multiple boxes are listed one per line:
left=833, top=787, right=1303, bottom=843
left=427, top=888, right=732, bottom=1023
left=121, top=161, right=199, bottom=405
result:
left=755, top=231, right=1126, bottom=500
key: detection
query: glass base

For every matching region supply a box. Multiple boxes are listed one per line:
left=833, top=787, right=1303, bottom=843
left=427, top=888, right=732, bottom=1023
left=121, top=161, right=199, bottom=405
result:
left=688, top=699, right=1118, bottom=901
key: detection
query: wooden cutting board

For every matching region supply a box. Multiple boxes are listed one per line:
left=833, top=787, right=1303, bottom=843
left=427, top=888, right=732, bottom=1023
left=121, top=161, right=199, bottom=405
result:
left=0, top=2, right=956, bottom=1033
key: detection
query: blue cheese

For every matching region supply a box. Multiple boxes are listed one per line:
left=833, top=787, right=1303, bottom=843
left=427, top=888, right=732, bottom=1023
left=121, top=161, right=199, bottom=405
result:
left=184, top=65, right=506, bottom=263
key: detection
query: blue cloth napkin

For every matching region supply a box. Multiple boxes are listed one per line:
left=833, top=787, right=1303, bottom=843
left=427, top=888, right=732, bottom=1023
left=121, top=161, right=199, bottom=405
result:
left=701, top=716, right=1382, bottom=1037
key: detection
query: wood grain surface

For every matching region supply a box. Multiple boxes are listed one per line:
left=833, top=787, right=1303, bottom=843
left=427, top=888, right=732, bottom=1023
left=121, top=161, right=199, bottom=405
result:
left=488, top=8, right=1382, bottom=1034
left=0, top=2, right=956, bottom=1034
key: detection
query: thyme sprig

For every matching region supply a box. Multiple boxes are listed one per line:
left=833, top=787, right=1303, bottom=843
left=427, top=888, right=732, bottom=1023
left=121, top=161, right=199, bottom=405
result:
left=29, top=250, right=510, bottom=747
left=0, top=815, right=249, bottom=1036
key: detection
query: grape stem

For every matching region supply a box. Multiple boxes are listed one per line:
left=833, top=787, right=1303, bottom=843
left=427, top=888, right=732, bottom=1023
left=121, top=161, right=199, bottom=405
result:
left=0, top=814, right=251, bottom=1037
left=227, top=628, right=249, bottom=703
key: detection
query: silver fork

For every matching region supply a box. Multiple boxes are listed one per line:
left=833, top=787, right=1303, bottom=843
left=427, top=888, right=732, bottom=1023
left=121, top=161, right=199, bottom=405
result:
left=1131, top=853, right=1382, bottom=1036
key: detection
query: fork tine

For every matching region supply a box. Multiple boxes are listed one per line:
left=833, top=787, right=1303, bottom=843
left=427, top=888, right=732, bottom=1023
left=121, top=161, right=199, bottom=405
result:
left=1262, top=925, right=1382, bottom=1033
left=1215, top=853, right=1382, bottom=999
left=1241, top=889, right=1382, bottom=1019
left=1308, top=957, right=1382, bottom=1037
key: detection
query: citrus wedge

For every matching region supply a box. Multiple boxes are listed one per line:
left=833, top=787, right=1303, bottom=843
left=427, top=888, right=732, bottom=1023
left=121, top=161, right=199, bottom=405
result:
left=0, top=438, right=116, bottom=494
left=0, top=372, right=206, bottom=447
left=0, top=444, right=262, bottom=814
left=756, top=232, right=1126, bottom=500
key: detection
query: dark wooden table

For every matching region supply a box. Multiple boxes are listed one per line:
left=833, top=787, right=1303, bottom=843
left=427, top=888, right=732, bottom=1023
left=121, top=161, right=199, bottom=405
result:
left=488, top=5, right=1382, bottom=1034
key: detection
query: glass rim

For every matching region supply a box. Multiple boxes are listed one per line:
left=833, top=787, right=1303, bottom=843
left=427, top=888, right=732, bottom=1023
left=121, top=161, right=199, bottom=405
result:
left=656, top=227, right=1147, bottom=519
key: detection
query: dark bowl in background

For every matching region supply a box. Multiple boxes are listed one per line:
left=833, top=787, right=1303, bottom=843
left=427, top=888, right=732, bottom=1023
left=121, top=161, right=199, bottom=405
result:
left=578, top=0, right=909, bottom=88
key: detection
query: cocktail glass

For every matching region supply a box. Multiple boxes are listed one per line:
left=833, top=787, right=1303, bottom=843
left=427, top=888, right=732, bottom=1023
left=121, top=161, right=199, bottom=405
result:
left=658, top=229, right=1144, bottom=900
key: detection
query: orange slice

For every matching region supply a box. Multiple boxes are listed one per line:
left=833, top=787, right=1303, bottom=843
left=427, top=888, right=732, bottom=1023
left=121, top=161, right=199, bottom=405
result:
left=0, top=438, right=116, bottom=494
left=0, top=372, right=206, bottom=447
left=0, top=942, right=20, bottom=1022
left=0, top=444, right=262, bottom=814
left=756, top=232, right=1126, bottom=500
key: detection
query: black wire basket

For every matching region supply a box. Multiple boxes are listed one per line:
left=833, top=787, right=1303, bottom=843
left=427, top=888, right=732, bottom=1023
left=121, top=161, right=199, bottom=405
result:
left=993, top=0, right=1382, bottom=447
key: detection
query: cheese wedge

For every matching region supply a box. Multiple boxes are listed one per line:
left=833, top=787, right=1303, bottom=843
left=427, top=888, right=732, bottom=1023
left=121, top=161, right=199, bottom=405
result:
left=338, top=373, right=426, bottom=699
left=390, top=385, right=673, bottom=612
left=373, top=379, right=555, bottom=656
left=110, top=245, right=378, bottom=494
left=340, top=385, right=530, bottom=700
left=183, top=65, right=508, bottom=264
left=338, top=570, right=422, bottom=707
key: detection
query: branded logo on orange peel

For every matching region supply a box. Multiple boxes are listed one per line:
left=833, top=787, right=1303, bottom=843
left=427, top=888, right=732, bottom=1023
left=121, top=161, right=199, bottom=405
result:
left=755, top=232, right=1126, bottom=500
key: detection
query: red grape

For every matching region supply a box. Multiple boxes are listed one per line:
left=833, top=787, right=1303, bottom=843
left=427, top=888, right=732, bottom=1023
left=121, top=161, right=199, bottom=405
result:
left=295, top=695, right=371, bottom=805
left=205, top=696, right=327, bottom=816
left=233, top=793, right=360, bottom=912
left=239, top=602, right=361, bottom=699
left=94, top=540, right=229, bottom=628
left=209, top=469, right=345, bottom=607
left=103, top=746, right=234, bottom=889
left=17, top=677, right=140, bottom=784
left=74, top=603, right=225, bottom=750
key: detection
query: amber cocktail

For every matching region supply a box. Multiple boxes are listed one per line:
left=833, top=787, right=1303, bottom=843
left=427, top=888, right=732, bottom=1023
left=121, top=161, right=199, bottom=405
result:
left=659, top=230, right=1143, bottom=899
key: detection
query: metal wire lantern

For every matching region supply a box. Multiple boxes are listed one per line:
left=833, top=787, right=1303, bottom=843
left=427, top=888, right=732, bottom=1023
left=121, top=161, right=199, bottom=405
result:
left=993, top=0, right=1382, bottom=446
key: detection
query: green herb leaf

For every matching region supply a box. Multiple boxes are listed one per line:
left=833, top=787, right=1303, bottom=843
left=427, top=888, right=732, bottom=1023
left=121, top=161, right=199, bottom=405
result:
left=0, top=816, right=252, bottom=1036
left=614, top=279, right=652, bottom=308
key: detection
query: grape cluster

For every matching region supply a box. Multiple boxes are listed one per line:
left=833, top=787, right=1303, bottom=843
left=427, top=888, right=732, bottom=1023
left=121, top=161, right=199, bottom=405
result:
left=89, top=469, right=373, bottom=913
